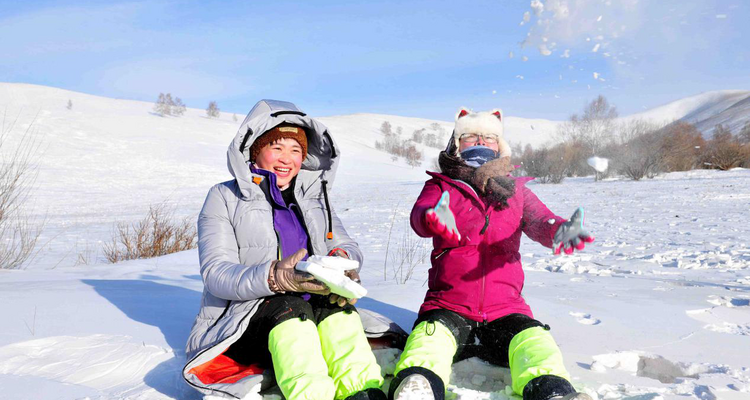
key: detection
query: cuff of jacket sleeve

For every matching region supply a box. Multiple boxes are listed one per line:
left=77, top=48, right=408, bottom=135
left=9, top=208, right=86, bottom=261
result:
left=255, top=261, right=277, bottom=298
left=327, top=247, right=349, bottom=258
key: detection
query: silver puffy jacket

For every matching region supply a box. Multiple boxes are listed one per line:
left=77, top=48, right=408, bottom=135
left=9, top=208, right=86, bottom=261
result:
left=182, top=100, right=363, bottom=398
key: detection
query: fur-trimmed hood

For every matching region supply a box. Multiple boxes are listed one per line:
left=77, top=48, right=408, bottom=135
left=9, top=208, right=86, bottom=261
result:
left=228, top=99, right=340, bottom=199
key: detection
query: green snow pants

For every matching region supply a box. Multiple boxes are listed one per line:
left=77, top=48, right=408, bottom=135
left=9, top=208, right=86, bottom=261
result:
left=393, top=310, right=571, bottom=397
left=265, top=295, right=383, bottom=400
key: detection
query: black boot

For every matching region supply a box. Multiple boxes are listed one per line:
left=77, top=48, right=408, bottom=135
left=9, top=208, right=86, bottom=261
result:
left=523, top=375, right=591, bottom=400
left=346, top=387, right=388, bottom=400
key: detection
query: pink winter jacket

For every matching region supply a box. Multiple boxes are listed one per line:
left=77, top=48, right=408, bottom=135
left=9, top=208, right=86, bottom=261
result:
left=411, top=172, right=566, bottom=323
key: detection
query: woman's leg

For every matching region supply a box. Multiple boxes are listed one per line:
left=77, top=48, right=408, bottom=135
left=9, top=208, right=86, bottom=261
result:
left=389, top=309, right=473, bottom=400
left=264, top=295, right=336, bottom=400
left=477, top=314, right=576, bottom=400
left=313, top=298, right=385, bottom=400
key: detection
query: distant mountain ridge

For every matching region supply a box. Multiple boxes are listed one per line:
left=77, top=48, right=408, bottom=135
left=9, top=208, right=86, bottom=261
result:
left=630, top=90, right=750, bottom=136
left=1, top=83, right=748, bottom=150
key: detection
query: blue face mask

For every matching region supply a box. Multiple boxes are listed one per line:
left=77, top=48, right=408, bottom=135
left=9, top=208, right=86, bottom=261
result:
left=460, top=145, right=498, bottom=167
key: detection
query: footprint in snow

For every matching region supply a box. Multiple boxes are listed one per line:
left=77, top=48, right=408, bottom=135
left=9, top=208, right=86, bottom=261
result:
left=570, top=312, right=601, bottom=325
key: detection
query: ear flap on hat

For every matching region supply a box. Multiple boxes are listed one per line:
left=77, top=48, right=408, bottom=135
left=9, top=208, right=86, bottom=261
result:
left=455, top=107, right=472, bottom=121
left=490, top=108, right=503, bottom=122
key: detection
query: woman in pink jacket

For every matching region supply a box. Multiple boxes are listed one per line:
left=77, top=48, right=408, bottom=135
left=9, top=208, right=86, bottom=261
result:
left=388, top=108, right=595, bottom=400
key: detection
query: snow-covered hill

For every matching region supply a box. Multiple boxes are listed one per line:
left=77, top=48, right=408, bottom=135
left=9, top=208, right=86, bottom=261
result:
left=1, top=83, right=749, bottom=400
left=630, top=90, right=750, bottom=136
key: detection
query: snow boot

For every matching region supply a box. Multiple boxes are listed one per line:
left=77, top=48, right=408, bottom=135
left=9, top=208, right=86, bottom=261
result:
left=345, top=388, right=388, bottom=400
left=551, top=393, right=593, bottom=400
left=523, top=375, right=586, bottom=400
left=388, top=367, right=444, bottom=400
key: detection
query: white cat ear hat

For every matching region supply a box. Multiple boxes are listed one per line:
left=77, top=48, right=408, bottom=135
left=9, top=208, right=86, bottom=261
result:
left=452, top=107, right=511, bottom=158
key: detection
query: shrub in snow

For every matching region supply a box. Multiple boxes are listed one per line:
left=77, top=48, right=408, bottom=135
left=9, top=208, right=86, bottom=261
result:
left=612, top=120, right=664, bottom=180
left=103, top=204, right=196, bottom=263
left=518, top=143, right=570, bottom=184
left=701, top=124, right=750, bottom=170
left=659, top=121, right=705, bottom=172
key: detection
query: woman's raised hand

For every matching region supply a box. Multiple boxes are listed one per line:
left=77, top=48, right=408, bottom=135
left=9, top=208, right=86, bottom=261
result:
left=425, top=191, right=461, bottom=242
left=553, top=208, right=595, bottom=255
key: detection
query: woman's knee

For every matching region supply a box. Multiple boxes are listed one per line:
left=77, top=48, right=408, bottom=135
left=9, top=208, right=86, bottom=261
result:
left=263, top=294, right=316, bottom=327
left=414, top=309, right=472, bottom=344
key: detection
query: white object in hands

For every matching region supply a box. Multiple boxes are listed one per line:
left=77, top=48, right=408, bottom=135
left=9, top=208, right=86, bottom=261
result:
left=296, top=255, right=367, bottom=299
left=587, top=156, right=609, bottom=173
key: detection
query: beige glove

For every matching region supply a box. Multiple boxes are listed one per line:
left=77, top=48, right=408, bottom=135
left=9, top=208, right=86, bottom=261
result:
left=268, top=249, right=330, bottom=295
left=328, top=268, right=362, bottom=307
left=328, top=250, right=361, bottom=307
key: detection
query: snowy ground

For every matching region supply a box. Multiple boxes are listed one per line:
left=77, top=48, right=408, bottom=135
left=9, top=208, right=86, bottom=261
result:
left=1, top=84, right=749, bottom=400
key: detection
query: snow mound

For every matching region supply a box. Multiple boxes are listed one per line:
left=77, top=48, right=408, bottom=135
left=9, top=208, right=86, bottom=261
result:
left=590, top=351, right=720, bottom=384
left=0, top=334, right=174, bottom=390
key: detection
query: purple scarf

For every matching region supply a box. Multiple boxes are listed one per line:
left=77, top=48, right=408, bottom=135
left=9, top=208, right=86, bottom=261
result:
left=250, top=167, right=309, bottom=260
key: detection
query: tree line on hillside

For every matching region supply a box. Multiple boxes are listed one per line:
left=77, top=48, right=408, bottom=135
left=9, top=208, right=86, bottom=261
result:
left=153, top=93, right=222, bottom=119
left=375, top=121, right=448, bottom=167
left=511, top=95, right=750, bottom=183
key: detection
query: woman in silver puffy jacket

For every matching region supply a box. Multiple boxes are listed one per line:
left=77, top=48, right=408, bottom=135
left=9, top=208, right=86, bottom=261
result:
left=182, top=100, right=386, bottom=400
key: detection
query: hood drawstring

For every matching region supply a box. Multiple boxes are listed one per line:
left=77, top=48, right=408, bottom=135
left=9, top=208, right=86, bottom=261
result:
left=321, top=180, right=334, bottom=240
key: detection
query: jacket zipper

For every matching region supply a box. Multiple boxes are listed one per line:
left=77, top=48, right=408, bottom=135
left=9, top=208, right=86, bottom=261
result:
left=207, top=302, right=232, bottom=331
left=478, top=212, right=490, bottom=322
left=479, top=214, right=490, bottom=234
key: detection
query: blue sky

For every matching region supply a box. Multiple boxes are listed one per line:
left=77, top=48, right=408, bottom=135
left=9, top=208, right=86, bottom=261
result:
left=1, top=0, right=748, bottom=120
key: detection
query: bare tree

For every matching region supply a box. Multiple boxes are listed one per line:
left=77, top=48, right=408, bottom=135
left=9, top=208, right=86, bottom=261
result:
left=154, top=93, right=172, bottom=116
left=206, top=101, right=220, bottom=118
left=556, top=95, right=618, bottom=179
left=520, top=144, right=568, bottom=183
left=0, top=112, right=43, bottom=269
left=701, top=125, right=749, bottom=170
left=660, top=122, right=705, bottom=171
left=411, top=128, right=425, bottom=144
left=613, top=120, right=664, bottom=180
left=172, top=97, right=186, bottom=116
left=404, top=144, right=423, bottom=167
left=380, top=121, right=393, bottom=136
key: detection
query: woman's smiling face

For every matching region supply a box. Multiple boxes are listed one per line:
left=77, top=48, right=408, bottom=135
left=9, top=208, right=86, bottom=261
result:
left=254, top=137, right=303, bottom=189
